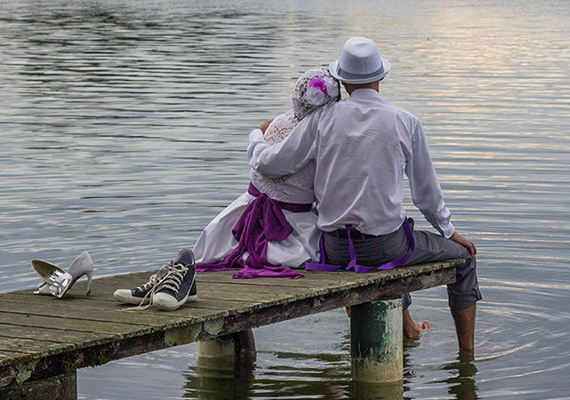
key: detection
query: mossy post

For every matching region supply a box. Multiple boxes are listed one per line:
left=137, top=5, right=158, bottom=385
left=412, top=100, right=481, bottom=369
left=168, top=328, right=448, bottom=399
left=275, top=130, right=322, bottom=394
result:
left=196, top=329, right=256, bottom=366
left=195, top=330, right=256, bottom=394
left=350, top=299, right=403, bottom=383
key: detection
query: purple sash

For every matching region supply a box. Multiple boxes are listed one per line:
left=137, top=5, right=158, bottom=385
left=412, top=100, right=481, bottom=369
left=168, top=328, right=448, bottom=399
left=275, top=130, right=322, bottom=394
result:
left=196, top=183, right=312, bottom=279
left=305, top=218, right=415, bottom=273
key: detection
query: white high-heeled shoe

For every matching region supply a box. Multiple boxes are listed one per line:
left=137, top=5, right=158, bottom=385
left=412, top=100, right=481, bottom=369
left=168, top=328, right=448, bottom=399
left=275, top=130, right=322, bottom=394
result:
left=32, top=251, right=94, bottom=298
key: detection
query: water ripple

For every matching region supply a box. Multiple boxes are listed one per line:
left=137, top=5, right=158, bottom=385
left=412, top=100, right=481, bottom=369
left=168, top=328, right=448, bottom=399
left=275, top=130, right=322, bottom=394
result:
left=2, top=0, right=570, bottom=399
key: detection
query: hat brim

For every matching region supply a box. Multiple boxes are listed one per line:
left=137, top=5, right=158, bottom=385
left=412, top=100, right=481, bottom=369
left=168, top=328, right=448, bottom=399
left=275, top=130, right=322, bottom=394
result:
left=329, top=58, right=391, bottom=84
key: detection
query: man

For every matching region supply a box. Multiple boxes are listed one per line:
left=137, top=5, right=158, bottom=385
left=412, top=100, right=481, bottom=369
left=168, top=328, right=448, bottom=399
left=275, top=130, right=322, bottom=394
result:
left=248, top=37, right=482, bottom=353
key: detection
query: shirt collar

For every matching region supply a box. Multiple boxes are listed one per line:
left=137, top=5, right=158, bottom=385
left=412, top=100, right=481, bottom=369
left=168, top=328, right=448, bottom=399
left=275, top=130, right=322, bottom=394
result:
left=349, top=88, right=381, bottom=100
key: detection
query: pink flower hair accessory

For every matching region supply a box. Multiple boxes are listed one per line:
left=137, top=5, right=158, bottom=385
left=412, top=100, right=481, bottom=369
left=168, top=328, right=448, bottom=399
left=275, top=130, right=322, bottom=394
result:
left=292, top=68, right=340, bottom=120
left=309, top=77, right=328, bottom=95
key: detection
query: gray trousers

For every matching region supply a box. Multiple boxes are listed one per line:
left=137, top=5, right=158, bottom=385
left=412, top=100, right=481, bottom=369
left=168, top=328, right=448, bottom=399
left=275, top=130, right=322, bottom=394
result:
left=323, top=221, right=482, bottom=310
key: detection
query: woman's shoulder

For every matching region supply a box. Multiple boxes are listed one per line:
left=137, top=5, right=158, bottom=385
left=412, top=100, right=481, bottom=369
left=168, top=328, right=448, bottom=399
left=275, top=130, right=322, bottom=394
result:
left=264, top=109, right=298, bottom=145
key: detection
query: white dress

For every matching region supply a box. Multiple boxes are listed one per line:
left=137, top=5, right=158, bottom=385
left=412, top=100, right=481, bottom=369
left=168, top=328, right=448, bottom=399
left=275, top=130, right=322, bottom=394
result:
left=192, top=109, right=320, bottom=268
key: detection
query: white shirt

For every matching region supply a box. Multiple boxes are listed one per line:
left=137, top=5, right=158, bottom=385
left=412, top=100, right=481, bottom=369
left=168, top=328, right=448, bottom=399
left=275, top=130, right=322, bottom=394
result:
left=250, top=109, right=315, bottom=204
left=248, top=88, right=454, bottom=238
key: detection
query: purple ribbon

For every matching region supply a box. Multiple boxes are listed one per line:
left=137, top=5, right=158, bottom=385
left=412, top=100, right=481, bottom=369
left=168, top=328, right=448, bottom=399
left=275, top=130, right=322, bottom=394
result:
left=196, top=184, right=311, bottom=279
left=305, top=218, right=415, bottom=273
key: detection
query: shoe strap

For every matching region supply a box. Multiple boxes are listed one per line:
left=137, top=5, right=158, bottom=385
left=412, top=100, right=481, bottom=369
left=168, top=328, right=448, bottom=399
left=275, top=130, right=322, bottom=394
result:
left=50, top=272, right=74, bottom=297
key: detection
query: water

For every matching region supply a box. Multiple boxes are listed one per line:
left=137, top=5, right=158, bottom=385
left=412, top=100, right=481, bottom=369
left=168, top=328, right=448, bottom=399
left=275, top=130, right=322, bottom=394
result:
left=1, top=0, right=570, bottom=398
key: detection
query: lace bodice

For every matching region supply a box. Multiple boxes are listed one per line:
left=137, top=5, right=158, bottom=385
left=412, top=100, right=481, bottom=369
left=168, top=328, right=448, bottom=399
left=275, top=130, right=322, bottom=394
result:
left=250, top=109, right=315, bottom=204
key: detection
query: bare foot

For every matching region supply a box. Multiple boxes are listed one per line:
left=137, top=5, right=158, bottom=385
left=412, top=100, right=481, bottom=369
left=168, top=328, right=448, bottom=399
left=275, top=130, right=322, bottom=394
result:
left=417, top=320, right=432, bottom=334
left=403, top=309, right=432, bottom=339
left=346, top=307, right=432, bottom=340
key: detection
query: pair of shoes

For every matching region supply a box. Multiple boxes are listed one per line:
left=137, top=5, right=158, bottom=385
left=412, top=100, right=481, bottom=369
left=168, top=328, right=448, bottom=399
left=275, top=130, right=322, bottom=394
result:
left=32, top=251, right=94, bottom=298
left=113, top=249, right=197, bottom=311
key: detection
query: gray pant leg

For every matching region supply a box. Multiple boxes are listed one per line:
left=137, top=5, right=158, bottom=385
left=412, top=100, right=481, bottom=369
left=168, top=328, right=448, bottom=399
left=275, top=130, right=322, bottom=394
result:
left=323, top=225, right=482, bottom=311
left=405, top=230, right=482, bottom=310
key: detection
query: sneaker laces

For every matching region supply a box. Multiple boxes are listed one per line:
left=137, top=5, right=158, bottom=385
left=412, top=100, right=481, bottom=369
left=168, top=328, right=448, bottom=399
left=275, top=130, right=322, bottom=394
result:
left=122, top=264, right=170, bottom=311
left=122, top=262, right=192, bottom=311
left=138, top=273, right=160, bottom=292
left=159, top=263, right=189, bottom=294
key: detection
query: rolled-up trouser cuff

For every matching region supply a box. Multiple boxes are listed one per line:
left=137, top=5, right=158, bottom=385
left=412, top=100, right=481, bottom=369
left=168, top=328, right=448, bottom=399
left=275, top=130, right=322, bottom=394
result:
left=401, top=293, right=412, bottom=310
left=448, top=283, right=482, bottom=310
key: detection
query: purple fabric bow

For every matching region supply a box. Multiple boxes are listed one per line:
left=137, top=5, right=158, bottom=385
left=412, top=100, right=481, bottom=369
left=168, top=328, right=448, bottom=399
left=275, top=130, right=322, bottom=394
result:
left=196, top=184, right=309, bottom=279
left=305, top=218, right=415, bottom=273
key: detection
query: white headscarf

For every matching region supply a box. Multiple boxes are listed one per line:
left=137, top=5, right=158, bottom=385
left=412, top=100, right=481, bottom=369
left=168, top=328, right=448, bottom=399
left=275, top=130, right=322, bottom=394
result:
left=292, top=68, right=340, bottom=120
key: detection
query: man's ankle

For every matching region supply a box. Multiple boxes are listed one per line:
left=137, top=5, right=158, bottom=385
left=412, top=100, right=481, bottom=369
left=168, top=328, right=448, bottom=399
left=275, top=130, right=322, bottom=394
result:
left=451, top=304, right=476, bottom=352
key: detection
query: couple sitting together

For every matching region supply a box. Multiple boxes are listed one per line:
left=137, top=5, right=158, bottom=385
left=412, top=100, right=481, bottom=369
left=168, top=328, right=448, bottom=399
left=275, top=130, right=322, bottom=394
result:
left=114, top=36, right=482, bottom=353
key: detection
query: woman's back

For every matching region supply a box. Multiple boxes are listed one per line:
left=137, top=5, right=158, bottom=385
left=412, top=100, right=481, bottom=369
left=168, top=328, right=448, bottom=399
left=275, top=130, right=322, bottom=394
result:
left=249, top=109, right=315, bottom=205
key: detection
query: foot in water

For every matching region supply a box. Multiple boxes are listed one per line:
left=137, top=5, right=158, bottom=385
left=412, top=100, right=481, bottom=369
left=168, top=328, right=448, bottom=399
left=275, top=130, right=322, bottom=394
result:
left=346, top=307, right=431, bottom=339
left=403, top=308, right=431, bottom=339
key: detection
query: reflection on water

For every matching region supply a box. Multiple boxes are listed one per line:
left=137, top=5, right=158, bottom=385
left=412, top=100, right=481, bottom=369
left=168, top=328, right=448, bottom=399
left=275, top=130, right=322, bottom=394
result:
left=351, top=381, right=404, bottom=400
left=185, top=355, right=255, bottom=400
left=148, top=338, right=479, bottom=400
left=2, top=0, right=570, bottom=399
left=437, top=354, right=479, bottom=400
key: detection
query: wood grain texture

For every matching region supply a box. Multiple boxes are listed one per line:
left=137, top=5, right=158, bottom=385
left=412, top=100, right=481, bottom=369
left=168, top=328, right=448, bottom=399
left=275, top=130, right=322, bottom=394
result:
left=0, top=260, right=460, bottom=388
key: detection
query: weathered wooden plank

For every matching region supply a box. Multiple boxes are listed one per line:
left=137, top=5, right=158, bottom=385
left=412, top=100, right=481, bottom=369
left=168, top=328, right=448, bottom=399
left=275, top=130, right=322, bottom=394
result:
left=0, top=338, right=70, bottom=355
left=0, top=351, right=28, bottom=362
left=0, top=312, right=141, bottom=335
left=0, top=301, right=219, bottom=327
left=0, top=325, right=109, bottom=344
left=4, top=282, right=323, bottom=307
left=4, top=270, right=358, bottom=308
left=4, top=261, right=455, bottom=303
left=1, top=294, right=261, bottom=313
left=194, top=262, right=455, bottom=288
left=0, top=272, right=157, bottom=301
left=0, top=328, right=184, bottom=388
left=195, top=263, right=458, bottom=302
left=3, top=271, right=436, bottom=326
left=194, top=270, right=364, bottom=286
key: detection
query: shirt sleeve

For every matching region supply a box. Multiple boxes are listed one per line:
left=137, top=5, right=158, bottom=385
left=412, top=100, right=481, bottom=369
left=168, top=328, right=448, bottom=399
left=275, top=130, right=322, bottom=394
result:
left=405, top=119, right=455, bottom=238
left=247, top=113, right=318, bottom=178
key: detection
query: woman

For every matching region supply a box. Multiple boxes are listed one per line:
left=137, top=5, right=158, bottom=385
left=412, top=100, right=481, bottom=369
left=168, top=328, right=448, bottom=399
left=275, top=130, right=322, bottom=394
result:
left=194, top=68, right=340, bottom=279
left=113, top=69, right=340, bottom=309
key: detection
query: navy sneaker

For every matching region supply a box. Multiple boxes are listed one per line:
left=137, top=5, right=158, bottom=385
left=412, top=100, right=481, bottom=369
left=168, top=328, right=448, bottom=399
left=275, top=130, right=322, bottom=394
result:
left=153, top=249, right=197, bottom=311
left=114, top=272, right=163, bottom=305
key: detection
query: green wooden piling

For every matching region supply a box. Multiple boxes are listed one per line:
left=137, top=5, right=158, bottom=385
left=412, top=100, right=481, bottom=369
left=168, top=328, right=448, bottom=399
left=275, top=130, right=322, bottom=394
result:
left=351, top=299, right=403, bottom=383
left=197, top=329, right=256, bottom=365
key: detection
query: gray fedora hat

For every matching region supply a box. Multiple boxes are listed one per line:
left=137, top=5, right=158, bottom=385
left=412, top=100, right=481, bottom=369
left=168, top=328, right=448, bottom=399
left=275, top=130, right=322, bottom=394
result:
left=329, top=37, right=391, bottom=84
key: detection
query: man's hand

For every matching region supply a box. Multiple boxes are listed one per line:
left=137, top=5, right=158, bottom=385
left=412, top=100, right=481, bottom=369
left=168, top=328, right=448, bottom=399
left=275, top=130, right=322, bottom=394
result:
left=258, top=118, right=274, bottom=134
left=450, top=232, right=477, bottom=256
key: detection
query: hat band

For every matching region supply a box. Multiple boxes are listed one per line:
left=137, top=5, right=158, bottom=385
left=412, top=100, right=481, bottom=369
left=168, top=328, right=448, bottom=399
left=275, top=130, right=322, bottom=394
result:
left=338, top=64, right=385, bottom=80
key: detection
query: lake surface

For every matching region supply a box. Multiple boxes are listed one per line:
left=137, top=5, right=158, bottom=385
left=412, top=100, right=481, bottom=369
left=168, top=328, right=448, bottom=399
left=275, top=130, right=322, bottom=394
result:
left=1, top=0, right=569, bottom=398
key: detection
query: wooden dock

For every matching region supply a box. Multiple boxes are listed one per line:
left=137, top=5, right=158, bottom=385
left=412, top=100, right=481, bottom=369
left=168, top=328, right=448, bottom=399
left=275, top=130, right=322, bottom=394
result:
left=0, top=260, right=461, bottom=399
